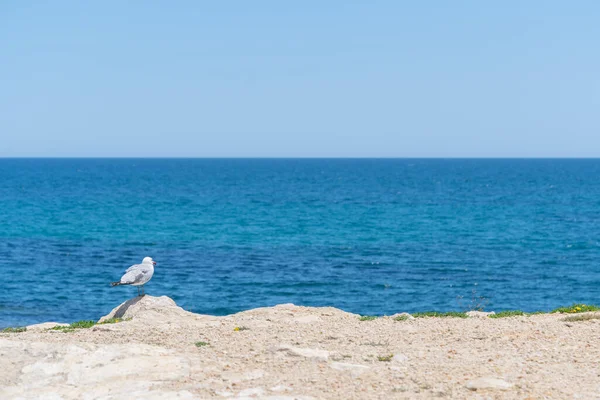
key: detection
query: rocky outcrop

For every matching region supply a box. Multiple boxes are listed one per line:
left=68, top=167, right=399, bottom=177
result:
left=0, top=339, right=195, bottom=399
left=98, top=294, right=196, bottom=323
left=1, top=296, right=598, bottom=399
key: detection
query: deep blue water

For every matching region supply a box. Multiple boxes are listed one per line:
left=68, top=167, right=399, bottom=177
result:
left=1, top=159, right=599, bottom=327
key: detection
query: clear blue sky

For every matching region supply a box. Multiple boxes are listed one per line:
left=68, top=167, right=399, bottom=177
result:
left=1, top=1, right=599, bottom=157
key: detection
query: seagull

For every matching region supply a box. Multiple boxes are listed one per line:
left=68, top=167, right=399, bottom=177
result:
left=111, top=257, right=156, bottom=296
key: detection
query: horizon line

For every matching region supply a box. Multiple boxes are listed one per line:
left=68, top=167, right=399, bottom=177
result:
left=1, top=156, right=600, bottom=160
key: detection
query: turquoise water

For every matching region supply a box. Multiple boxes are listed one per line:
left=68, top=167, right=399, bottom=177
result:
left=1, top=159, right=599, bottom=327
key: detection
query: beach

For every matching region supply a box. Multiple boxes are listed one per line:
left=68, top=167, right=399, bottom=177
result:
left=2, top=296, right=599, bottom=399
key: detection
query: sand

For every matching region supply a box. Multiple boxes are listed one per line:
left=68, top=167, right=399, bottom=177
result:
left=1, top=295, right=599, bottom=399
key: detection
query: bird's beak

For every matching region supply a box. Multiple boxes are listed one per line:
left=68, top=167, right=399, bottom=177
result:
left=152, top=261, right=157, bottom=266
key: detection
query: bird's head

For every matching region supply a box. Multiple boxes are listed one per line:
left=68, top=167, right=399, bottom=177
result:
left=142, top=256, right=157, bottom=266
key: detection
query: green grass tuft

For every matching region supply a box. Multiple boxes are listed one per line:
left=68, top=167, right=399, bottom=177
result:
left=50, top=326, right=75, bottom=333
left=51, top=320, right=97, bottom=333
left=551, top=304, right=600, bottom=314
left=49, top=317, right=129, bottom=333
left=195, top=341, right=210, bottom=347
left=490, top=310, right=526, bottom=318
left=359, top=315, right=378, bottom=321
left=2, top=326, right=27, bottom=333
left=412, top=311, right=468, bottom=318
left=377, top=354, right=394, bottom=362
left=394, top=315, right=410, bottom=321
left=99, top=318, right=126, bottom=325
left=69, top=320, right=96, bottom=329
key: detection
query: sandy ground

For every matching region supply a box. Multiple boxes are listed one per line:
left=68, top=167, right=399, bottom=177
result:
left=1, top=295, right=599, bottom=400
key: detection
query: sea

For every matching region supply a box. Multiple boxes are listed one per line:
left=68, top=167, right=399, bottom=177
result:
left=1, top=158, right=599, bottom=328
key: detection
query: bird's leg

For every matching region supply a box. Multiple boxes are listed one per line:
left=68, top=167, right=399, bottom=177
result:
left=137, top=286, right=141, bottom=297
left=141, top=285, right=145, bottom=297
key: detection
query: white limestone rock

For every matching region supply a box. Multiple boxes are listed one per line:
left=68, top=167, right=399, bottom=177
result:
left=466, top=377, right=513, bottom=391
left=330, top=362, right=370, bottom=376
left=273, top=344, right=329, bottom=361
left=98, top=295, right=196, bottom=323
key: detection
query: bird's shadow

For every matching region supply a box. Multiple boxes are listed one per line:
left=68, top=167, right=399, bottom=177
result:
left=111, top=296, right=144, bottom=319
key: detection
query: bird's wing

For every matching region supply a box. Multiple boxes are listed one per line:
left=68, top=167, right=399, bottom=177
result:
left=125, top=263, right=141, bottom=273
left=120, top=265, right=151, bottom=284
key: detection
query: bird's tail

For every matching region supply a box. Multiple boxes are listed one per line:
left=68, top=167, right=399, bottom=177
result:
left=110, top=281, right=123, bottom=287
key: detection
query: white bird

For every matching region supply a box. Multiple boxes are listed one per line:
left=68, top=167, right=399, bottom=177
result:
left=111, top=257, right=156, bottom=296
